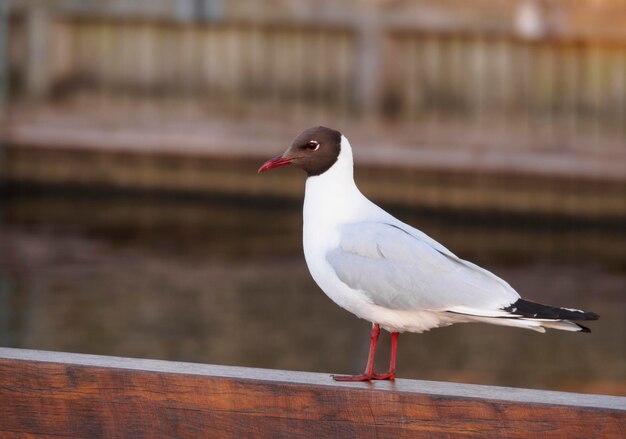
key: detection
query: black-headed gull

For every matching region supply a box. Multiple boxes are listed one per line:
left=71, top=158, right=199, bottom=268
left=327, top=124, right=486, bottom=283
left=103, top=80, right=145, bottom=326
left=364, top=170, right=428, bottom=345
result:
left=259, top=126, right=599, bottom=382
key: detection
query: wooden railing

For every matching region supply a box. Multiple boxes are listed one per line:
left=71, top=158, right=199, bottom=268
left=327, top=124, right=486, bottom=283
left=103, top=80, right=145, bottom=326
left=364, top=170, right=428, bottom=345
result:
left=1, top=348, right=624, bottom=438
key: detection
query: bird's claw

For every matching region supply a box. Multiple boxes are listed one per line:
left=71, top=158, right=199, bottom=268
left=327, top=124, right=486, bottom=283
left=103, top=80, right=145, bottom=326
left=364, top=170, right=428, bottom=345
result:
left=373, top=372, right=395, bottom=380
left=332, top=372, right=395, bottom=382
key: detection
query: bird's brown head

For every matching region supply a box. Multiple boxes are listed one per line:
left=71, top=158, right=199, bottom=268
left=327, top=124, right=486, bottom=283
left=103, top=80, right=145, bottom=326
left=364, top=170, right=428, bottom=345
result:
left=258, top=126, right=342, bottom=177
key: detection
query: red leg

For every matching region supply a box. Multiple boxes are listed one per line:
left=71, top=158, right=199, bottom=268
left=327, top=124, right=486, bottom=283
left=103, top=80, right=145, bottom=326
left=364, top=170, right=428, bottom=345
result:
left=333, top=323, right=380, bottom=381
left=373, top=332, right=399, bottom=380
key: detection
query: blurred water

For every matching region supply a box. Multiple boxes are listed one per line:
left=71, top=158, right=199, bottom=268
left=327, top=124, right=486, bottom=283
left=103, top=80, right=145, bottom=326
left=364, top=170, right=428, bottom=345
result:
left=0, top=190, right=624, bottom=396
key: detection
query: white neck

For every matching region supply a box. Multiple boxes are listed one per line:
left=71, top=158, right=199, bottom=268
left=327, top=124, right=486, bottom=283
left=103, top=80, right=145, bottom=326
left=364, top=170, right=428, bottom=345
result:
left=303, top=135, right=369, bottom=226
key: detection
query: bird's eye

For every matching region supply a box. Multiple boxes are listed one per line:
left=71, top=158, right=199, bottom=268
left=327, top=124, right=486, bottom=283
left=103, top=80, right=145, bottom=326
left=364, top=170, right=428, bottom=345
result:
left=306, top=141, right=319, bottom=151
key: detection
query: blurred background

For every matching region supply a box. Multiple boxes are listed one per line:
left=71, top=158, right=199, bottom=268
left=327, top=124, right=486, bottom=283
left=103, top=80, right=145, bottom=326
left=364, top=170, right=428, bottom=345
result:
left=0, top=0, right=624, bottom=396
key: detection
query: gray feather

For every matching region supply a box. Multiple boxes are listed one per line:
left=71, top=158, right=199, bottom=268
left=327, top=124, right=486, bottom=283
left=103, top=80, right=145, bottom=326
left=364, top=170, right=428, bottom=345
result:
left=326, top=222, right=520, bottom=312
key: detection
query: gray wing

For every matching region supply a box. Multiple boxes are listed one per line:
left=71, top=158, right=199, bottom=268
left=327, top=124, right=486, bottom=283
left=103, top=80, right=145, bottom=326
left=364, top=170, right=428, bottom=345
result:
left=326, top=222, right=519, bottom=312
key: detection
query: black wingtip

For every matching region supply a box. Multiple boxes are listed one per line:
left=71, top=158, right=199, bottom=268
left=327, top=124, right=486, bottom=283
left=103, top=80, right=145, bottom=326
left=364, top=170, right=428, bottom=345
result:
left=503, top=299, right=600, bottom=321
left=584, top=312, right=600, bottom=321
left=577, top=323, right=591, bottom=333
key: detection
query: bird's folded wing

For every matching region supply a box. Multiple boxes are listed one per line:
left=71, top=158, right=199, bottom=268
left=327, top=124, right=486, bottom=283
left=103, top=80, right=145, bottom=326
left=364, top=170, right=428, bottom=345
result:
left=326, top=222, right=520, bottom=312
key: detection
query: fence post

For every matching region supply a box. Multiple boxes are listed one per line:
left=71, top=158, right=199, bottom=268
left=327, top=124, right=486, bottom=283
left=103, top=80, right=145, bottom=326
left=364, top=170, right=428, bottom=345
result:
left=25, top=4, right=51, bottom=99
left=353, top=0, right=383, bottom=117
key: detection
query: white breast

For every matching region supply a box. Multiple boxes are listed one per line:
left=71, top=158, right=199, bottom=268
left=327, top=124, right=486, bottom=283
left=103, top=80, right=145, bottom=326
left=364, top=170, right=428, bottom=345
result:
left=302, top=137, right=371, bottom=316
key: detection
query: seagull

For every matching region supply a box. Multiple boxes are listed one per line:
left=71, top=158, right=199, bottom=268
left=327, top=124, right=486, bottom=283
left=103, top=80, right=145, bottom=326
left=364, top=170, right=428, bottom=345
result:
left=258, top=126, right=599, bottom=382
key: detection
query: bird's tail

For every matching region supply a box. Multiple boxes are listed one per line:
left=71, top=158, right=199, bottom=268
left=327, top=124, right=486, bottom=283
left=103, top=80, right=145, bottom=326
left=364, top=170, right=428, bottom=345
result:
left=449, top=299, right=599, bottom=333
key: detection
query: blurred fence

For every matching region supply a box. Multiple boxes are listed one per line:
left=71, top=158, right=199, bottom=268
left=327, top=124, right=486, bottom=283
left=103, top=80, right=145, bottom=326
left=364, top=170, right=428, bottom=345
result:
left=63, top=19, right=354, bottom=115
left=6, top=11, right=626, bottom=146
left=389, top=31, right=626, bottom=143
left=8, top=15, right=356, bottom=118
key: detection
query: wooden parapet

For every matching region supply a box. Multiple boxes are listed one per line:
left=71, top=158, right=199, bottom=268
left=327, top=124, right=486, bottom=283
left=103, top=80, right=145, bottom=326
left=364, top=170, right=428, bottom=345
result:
left=0, top=348, right=624, bottom=438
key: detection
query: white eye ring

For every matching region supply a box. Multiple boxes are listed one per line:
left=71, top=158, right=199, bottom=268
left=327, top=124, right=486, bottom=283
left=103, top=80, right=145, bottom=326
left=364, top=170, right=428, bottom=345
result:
left=306, top=141, right=319, bottom=151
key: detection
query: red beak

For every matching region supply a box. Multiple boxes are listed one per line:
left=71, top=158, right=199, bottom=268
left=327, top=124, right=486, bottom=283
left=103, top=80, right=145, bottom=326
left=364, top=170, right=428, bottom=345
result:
left=258, top=154, right=293, bottom=173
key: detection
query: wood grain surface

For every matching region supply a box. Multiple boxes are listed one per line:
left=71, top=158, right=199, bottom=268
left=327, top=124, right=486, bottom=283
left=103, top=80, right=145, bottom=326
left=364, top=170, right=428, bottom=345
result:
left=0, top=348, right=624, bottom=438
